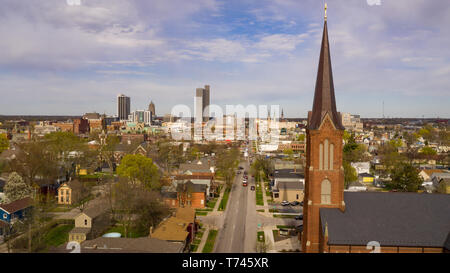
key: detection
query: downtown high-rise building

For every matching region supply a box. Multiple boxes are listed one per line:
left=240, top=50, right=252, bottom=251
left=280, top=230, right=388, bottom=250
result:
left=117, top=94, right=130, bottom=121
left=148, top=101, right=156, bottom=121
left=195, top=85, right=210, bottom=123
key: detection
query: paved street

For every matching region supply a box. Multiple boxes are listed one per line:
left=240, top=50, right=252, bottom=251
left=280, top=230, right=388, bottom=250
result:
left=214, top=159, right=250, bottom=253
left=210, top=155, right=301, bottom=253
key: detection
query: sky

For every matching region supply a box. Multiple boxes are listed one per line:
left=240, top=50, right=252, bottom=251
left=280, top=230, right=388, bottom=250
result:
left=0, top=0, right=449, bottom=118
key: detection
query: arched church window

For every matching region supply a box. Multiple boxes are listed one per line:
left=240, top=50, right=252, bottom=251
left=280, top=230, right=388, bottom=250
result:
left=319, top=143, right=323, bottom=170
left=329, top=143, right=334, bottom=170
left=321, top=179, right=331, bottom=204
left=324, top=139, right=329, bottom=170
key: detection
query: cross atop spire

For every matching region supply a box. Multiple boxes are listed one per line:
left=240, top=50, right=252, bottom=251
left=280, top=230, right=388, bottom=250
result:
left=308, top=9, right=344, bottom=130
left=324, top=3, right=327, bottom=21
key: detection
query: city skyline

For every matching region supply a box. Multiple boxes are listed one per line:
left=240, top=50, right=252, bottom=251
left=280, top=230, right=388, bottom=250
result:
left=0, top=0, right=449, bottom=118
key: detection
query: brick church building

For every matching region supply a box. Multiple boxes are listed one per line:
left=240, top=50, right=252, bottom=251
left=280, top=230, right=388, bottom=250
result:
left=300, top=5, right=450, bottom=253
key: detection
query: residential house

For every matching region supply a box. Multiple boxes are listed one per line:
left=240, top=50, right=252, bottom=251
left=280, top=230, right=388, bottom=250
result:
left=434, top=178, right=450, bottom=194
left=162, top=181, right=207, bottom=209
left=358, top=173, right=375, bottom=184
left=419, top=169, right=443, bottom=182
left=150, top=207, right=197, bottom=252
left=69, top=204, right=110, bottom=243
left=272, top=181, right=304, bottom=203
left=431, top=173, right=450, bottom=190
left=179, top=159, right=215, bottom=176
left=174, top=173, right=215, bottom=198
left=345, top=181, right=367, bottom=192
left=56, top=237, right=184, bottom=253
left=273, top=159, right=302, bottom=171
left=56, top=179, right=83, bottom=205
left=0, top=197, right=33, bottom=224
left=350, top=162, right=371, bottom=175
left=272, top=169, right=305, bottom=189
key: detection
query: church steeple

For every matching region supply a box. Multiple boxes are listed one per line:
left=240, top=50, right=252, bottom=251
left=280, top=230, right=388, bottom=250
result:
left=308, top=7, right=344, bottom=130
left=301, top=4, right=345, bottom=253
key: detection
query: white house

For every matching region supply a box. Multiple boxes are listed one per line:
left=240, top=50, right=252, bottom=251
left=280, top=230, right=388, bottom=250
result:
left=351, top=162, right=371, bottom=175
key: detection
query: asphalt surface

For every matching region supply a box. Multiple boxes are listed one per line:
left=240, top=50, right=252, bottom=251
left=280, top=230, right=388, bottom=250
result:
left=214, top=159, right=252, bottom=253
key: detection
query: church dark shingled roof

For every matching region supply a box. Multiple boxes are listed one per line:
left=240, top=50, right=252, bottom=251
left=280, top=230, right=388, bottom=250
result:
left=320, top=192, right=450, bottom=248
left=308, top=20, right=344, bottom=130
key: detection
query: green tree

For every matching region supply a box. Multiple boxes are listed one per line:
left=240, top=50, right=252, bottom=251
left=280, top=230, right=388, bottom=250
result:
left=116, top=154, right=160, bottom=190
left=343, top=162, right=358, bottom=189
left=110, top=178, right=169, bottom=238
left=0, top=133, right=9, bottom=154
left=216, top=147, right=240, bottom=187
left=250, top=156, right=273, bottom=182
left=343, top=138, right=368, bottom=163
left=283, top=148, right=294, bottom=161
left=4, top=172, right=32, bottom=202
left=7, top=140, right=58, bottom=187
left=297, top=134, right=305, bottom=142
left=387, top=162, right=422, bottom=192
left=420, top=146, right=437, bottom=156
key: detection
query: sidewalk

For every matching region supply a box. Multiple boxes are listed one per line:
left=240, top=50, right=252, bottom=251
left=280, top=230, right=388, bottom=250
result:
left=263, top=225, right=276, bottom=253
left=212, top=183, right=227, bottom=212
left=261, top=180, right=269, bottom=213
left=195, top=227, right=210, bottom=253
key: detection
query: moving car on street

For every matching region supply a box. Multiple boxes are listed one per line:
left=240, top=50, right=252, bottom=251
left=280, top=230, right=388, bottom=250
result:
left=281, top=200, right=290, bottom=206
left=290, top=201, right=300, bottom=206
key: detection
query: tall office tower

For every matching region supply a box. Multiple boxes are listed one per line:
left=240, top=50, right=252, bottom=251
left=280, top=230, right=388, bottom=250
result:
left=195, top=88, right=204, bottom=123
left=117, top=94, right=130, bottom=121
left=194, top=85, right=210, bottom=123
left=148, top=101, right=156, bottom=120
left=203, top=85, right=210, bottom=122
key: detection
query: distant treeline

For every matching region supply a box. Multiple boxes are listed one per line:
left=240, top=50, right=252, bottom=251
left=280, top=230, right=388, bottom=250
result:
left=0, top=115, right=81, bottom=122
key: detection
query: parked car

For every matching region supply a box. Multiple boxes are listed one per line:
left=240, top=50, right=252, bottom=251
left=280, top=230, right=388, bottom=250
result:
left=237, top=170, right=241, bottom=174
left=300, top=201, right=304, bottom=206
left=295, top=225, right=303, bottom=232
left=290, top=201, right=300, bottom=206
left=295, top=214, right=303, bottom=220
left=250, top=186, right=255, bottom=191
left=239, top=166, right=244, bottom=170
left=281, top=200, right=290, bottom=206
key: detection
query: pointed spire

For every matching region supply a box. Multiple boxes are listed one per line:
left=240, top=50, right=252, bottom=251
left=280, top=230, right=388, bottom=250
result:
left=308, top=6, right=344, bottom=130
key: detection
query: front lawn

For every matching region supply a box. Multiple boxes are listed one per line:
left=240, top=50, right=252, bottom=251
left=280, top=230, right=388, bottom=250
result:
left=255, top=182, right=264, bottom=206
left=218, top=187, right=231, bottom=211
left=206, top=199, right=217, bottom=209
left=202, top=229, right=218, bottom=253
left=43, top=224, right=74, bottom=247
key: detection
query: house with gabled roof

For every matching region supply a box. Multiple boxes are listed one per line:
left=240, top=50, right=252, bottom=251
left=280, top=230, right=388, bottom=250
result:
left=0, top=197, right=33, bottom=224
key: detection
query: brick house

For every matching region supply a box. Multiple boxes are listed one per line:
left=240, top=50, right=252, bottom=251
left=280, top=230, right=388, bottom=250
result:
left=162, top=181, right=207, bottom=209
